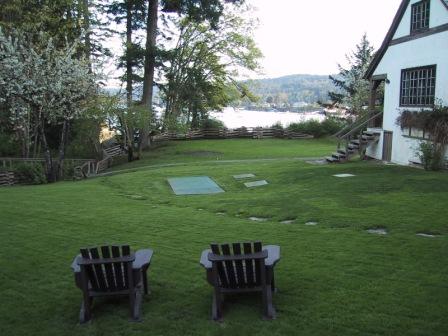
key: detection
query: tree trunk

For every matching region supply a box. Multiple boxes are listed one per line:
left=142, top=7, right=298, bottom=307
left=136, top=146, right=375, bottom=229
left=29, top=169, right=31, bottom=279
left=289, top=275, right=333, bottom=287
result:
left=32, top=109, right=41, bottom=158
left=126, top=0, right=133, bottom=107
left=39, top=118, right=55, bottom=182
left=120, top=115, right=134, bottom=162
left=81, top=0, right=92, bottom=72
left=57, top=119, right=70, bottom=180
left=139, top=0, right=159, bottom=154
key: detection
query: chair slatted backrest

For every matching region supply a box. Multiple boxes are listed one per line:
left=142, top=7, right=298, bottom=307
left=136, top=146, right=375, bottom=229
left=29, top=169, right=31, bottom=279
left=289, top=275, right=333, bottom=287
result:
left=78, top=245, right=134, bottom=292
left=209, top=242, right=267, bottom=289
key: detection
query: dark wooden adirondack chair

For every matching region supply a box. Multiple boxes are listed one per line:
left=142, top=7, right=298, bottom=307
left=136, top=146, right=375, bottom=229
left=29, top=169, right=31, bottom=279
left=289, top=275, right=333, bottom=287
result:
left=71, top=245, right=153, bottom=323
left=200, top=241, right=280, bottom=321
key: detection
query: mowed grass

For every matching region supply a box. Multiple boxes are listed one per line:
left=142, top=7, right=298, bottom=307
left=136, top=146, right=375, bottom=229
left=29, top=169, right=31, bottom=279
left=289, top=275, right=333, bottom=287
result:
left=1, top=139, right=448, bottom=336
left=109, top=138, right=336, bottom=170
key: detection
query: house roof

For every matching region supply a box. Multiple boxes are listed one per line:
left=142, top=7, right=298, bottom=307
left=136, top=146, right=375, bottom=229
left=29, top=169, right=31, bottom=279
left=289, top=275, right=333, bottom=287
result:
left=364, top=0, right=448, bottom=79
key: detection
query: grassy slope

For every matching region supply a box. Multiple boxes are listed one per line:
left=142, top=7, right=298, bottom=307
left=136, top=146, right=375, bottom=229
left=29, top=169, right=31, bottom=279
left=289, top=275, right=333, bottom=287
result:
left=1, top=140, right=447, bottom=336
left=109, top=138, right=336, bottom=170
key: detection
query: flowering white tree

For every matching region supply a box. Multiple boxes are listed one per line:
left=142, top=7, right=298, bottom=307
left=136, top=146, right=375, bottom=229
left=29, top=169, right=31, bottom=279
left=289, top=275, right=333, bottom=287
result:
left=0, top=29, right=97, bottom=181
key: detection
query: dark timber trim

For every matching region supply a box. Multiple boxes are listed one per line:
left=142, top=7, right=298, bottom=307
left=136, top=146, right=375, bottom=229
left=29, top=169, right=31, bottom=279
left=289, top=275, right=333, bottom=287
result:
left=442, top=0, right=448, bottom=10
left=364, top=0, right=448, bottom=79
left=391, top=23, right=448, bottom=45
left=371, top=74, right=388, bottom=81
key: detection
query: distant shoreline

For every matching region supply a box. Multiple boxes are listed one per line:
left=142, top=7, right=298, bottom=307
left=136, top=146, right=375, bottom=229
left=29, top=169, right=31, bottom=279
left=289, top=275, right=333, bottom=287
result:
left=210, top=107, right=326, bottom=128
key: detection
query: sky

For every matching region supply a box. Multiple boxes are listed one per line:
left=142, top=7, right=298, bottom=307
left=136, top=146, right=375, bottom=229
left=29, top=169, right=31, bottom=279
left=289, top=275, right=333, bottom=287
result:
left=247, top=0, right=403, bottom=78
left=105, top=0, right=403, bottom=85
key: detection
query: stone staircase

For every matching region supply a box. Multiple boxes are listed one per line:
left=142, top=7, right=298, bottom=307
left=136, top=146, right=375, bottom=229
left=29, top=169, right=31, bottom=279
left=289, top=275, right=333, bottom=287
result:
left=325, top=109, right=383, bottom=164
left=326, top=130, right=381, bottom=163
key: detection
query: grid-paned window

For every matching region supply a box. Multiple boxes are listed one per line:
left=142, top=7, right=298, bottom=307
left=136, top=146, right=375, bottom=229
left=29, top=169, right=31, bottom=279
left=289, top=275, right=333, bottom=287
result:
left=400, top=65, right=436, bottom=107
left=411, top=0, right=430, bottom=33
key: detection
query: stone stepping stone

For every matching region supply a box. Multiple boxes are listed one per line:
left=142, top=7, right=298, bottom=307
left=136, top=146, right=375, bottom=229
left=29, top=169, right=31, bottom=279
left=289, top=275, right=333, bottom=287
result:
left=280, top=219, right=296, bottom=224
left=367, top=228, right=388, bottom=235
left=416, top=233, right=439, bottom=238
left=216, top=212, right=226, bottom=216
left=233, top=173, right=256, bottom=179
left=244, top=180, right=269, bottom=188
left=305, top=221, right=318, bottom=226
left=249, top=217, right=269, bottom=222
left=333, top=174, right=356, bottom=178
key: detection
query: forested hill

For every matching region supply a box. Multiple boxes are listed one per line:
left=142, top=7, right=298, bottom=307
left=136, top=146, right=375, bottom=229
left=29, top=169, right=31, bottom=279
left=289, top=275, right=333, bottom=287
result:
left=242, top=74, right=335, bottom=105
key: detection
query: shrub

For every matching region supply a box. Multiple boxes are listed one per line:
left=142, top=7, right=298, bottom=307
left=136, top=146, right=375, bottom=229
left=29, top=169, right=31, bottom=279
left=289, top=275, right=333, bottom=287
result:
left=270, top=122, right=284, bottom=130
left=200, top=118, right=226, bottom=130
left=417, top=141, right=434, bottom=171
left=288, top=117, right=346, bottom=138
left=14, top=162, right=47, bottom=184
left=416, top=141, right=445, bottom=171
left=321, top=117, right=346, bottom=135
left=403, top=104, right=448, bottom=171
left=288, top=120, right=325, bottom=138
left=61, top=160, right=76, bottom=180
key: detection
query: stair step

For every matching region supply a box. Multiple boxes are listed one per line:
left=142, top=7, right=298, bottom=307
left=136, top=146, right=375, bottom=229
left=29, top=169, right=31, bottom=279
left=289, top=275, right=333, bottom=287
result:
left=339, top=149, right=356, bottom=156
left=363, top=131, right=381, bottom=136
left=332, top=152, right=346, bottom=159
left=326, top=156, right=340, bottom=163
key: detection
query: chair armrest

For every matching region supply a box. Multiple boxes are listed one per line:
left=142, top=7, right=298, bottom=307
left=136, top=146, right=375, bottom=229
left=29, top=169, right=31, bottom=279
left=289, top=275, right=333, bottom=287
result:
left=265, top=245, right=280, bottom=267
left=133, top=249, right=153, bottom=270
left=71, top=254, right=81, bottom=273
left=199, top=249, right=212, bottom=269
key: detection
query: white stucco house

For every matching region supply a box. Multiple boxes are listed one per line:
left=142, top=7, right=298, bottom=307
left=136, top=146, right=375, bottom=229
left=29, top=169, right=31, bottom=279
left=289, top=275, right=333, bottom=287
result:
left=364, top=0, right=448, bottom=165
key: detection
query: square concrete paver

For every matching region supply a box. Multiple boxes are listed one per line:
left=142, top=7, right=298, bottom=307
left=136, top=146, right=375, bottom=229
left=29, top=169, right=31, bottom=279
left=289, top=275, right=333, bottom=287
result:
left=244, top=180, right=269, bottom=188
left=233, top=173, right=256, bottom=179
left=168, top=176, right=224, bottom=195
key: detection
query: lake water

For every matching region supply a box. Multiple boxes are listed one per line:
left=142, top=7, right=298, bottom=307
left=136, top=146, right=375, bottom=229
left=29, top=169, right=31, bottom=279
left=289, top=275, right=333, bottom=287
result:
left=210, top=107, right=326, bottom=128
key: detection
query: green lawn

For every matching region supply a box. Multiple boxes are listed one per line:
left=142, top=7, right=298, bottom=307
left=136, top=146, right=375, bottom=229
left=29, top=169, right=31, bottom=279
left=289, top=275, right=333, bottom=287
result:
left=1, top=139, right=447, bottom=336
left=109, top=138, right=336, bottom=171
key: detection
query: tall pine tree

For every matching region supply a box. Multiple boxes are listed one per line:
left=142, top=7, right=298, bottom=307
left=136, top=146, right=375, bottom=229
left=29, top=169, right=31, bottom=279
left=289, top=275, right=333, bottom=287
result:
left=328, top=34, right=375, bottom=116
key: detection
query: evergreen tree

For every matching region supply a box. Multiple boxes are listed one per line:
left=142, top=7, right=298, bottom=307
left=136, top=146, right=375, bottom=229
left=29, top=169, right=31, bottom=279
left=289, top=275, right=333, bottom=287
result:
left=328, top=34, right=375, bottom=116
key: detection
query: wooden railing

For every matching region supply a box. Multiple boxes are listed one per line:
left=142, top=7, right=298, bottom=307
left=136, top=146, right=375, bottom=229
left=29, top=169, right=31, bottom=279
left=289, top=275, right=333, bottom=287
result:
left=334, top=111, right=383, bottom=153
left=74, top=160, right=98, bottom=178
left=0, top=171, right=16, bottom=187
left=153, top=127, right=313, bottom=142
left=103, top=145, right=124, bottom=157
left=95, top=157, right=111, bottom=174
left=0, top=157, right=95, bottom=169
left=338, top=112, right=383, bottom=140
